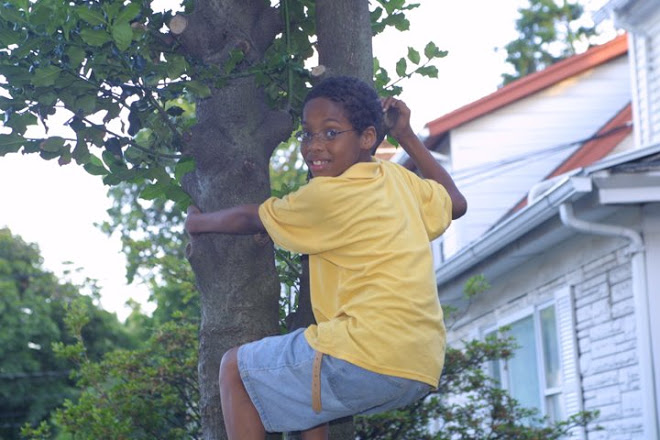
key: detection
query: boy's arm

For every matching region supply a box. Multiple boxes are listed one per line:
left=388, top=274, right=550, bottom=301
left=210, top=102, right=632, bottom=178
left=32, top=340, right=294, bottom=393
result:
left=185, top=204, right=266, bottom=235
left=382, top=98, right=467, bottom=220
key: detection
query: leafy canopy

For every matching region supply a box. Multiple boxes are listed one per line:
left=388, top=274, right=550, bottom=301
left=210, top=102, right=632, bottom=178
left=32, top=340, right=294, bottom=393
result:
left=0, top=228, right=136, bottom=439
left=501, top=0, right=598, bottom=85
left=0, top=0, right=446, bottom=213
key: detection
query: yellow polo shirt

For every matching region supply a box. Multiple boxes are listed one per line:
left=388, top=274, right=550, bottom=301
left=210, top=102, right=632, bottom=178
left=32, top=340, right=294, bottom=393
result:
left=258, top=159, right=452, bottom=386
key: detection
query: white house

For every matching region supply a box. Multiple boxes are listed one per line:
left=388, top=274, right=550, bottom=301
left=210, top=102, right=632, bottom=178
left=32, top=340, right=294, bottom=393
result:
left=405, top=1, right=660, bottom=438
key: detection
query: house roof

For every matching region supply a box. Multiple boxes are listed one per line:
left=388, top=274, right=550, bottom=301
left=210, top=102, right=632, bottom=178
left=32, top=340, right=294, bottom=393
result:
left=507, top=103, right=634, bottom=214
left=424, top=33, right=629, bottom=147
left=436, top=142, right=660, bottom=293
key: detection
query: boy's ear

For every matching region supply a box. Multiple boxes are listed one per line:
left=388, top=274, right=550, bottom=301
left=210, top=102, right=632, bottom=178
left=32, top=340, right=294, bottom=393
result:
left=360, top=126, right=377, bottom=151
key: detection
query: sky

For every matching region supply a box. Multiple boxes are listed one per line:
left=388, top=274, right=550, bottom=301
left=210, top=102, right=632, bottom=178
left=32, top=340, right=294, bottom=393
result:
left=0, top=0, right=615, bottom=321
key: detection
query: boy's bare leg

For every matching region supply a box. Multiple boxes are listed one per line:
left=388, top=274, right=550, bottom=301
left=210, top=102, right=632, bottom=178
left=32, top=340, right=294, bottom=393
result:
left=219, top=347, right=266, bottom=440
left=301, top=423, right=329, bottom=440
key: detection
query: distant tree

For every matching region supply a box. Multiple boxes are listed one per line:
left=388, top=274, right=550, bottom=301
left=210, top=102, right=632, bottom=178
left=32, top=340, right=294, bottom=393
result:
left=501, top=0, right=599, bottom=85
left=101, top=184, right=199, bottom=327
left=0, top=228, right=135, bottom=439
left=21, top=308, right=200, bottom=440
left=18, top=147, right=306, bottom=440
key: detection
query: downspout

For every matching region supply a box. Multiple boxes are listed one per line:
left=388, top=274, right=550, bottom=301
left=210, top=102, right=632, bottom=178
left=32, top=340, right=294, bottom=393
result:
left=559, top=202, right=658, bottom=439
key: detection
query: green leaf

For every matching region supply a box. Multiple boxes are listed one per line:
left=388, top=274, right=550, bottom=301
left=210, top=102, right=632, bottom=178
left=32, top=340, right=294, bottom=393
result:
left=395, top=57, right=407, bottom=77
left=80, top=28, right=112, bottom=47
left=83, top=155, right=108, bottom=176
left=223, top=48, right=245, bottom=74
left=5, top=112, right=37, bottom=136
left=29, top=3, right=56, bottom=28
left=76, top=5, right=106, bottom=26
left=185, top=81, right=211, bottom=99
left=0, top=23, right=21, bottom=45
left=140, top=182, right=165, bottom=200
left=165, top=183, right=192, bottom=205
left=0, top=134, right=25, bottom=155
left=416, top=65, right=438, bottom=78
left=21, top=140, right=41, bottom=154
left=72, top=140, right=91, bottom=165
left=0, top=6, right=27, bottom=25
left=115, top=2, right=141, bottom=24
left=32, top=66, right=61, bottom=87
left=165, top=54, right=188, bottom=79
left=39, top=150, right=61, bottom=160
left=39, top=137, right=66, bottom=153
left=134, top=128, right=153, bottom=148
left=58, top=151, right=72, bottom=165
left=102, top=149, right=126, bottom=173
left=424, top=41, right=447, bottom=59
left=37, top=92, right=58, bottom=107
left=102, top=1, right=122, bottom=23
left=174, top=157, right=195, bottom=181
left=66, top=46, right=86, bottom=68
left=75, top=94, right=97, bottom=115
left=112, top=22, right=133, bottom=51
left=407, top=47, right=420, bottom=65
left=390, top=13, right=410, bottom=31
left=123, top=146, right=145, bottom=165
left=103, top=172, right=124, bottom=185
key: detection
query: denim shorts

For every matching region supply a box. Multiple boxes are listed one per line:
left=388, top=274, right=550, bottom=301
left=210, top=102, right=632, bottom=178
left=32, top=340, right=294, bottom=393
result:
left=237, top=328, right=432, bottom=433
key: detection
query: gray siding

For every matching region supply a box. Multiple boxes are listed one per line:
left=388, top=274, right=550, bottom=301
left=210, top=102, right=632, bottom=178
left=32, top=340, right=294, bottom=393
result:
left=627, top=8, right=660, bottom=146
left=441, top=207, right=655, bottom=439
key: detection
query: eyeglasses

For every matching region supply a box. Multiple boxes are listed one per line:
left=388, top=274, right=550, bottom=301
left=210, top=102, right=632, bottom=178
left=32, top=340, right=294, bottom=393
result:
left=295, top=128, right=356, bottom=145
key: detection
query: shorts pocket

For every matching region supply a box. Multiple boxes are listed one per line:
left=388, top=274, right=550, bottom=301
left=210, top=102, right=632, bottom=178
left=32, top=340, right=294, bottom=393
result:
left=325, top=358, right=404, bottom=412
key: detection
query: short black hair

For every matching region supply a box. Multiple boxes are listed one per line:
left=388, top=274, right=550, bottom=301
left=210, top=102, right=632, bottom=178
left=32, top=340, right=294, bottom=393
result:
left=303, top=76, right=385, bottom=150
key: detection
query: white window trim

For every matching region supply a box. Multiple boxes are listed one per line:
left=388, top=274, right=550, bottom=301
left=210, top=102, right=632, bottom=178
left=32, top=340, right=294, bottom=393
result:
left=554, top=286, right=585, bottom=440
left=481, top=290, right=584, bottom=437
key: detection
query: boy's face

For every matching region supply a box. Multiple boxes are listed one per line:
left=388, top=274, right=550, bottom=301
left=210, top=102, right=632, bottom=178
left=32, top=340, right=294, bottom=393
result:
left=301, top=97, right=374, bottom=178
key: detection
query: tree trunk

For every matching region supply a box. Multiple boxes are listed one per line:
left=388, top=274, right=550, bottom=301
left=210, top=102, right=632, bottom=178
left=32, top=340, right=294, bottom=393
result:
left=316, top=0, right=374, bottom=82
left=180, top=2, right=290, bottom=439
left=312, top=1, right=375, bottom=438
left=181, top=1, right=375, bottom=438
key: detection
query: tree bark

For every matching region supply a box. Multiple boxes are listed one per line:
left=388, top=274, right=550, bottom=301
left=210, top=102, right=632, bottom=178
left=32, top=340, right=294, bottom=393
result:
left=181, top=1, right=375, bottom=438
left=180, top=2, right=290, bottom=439
left=315, top=0, right=374, bottom=83
left=287, top=2, right=375, bottom=439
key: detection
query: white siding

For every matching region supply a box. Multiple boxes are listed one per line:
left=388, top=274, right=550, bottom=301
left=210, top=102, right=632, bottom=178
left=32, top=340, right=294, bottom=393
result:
left=442, top=209, right=650, bottom=439
left=641, top=204, right=660, bottom=432
left=449, top=57, right=631, bottom=251
left=555, top=286, right=586, bottom=440
left=628, top=8, right=660, bottom=147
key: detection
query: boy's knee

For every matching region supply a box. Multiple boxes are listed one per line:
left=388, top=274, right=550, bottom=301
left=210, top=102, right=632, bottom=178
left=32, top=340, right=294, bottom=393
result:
left=219, top=347, right=240, bottom=388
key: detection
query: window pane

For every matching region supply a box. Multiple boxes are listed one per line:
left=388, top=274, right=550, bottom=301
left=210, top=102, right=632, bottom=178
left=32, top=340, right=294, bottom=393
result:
left=507, top=316, right=541, bottom=412
left=545, top=393, right=563, bottom=423
left=485, top=331, right=503, bottom=384
left=540, top=305, right=561, bottom=389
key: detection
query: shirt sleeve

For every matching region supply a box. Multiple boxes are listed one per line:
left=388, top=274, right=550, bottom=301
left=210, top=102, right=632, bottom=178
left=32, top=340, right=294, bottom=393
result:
left=399, top=167, right=453, bottom=241
left=420, top=178, right=453, bottom=240
left=258, top=180, right=337, bottom=255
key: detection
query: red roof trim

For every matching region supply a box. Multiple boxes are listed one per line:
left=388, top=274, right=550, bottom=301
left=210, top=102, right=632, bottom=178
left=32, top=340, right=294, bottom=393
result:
left=425, top=34, right=628, bottom=139
left=509, top=103, right=633, bottom=213
left=547, top=104, right=632, bottom=177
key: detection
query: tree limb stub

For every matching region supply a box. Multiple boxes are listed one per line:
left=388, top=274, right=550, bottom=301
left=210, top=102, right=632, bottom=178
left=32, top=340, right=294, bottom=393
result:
left=169, top=15, right=188, bottom=35
left=311, top=65, right=326, bottom=77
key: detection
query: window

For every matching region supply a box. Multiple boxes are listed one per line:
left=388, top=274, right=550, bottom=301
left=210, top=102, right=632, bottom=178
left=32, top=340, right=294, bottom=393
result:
left=484, top=288, right=584, bottom=437
left=487, top=303, right=564, bottom=423
left=431, top=236, right=445, bottom=269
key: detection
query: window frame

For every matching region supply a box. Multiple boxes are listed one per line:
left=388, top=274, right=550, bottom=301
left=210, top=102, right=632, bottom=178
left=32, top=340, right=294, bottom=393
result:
left=483, top=299, right=563, bottom=420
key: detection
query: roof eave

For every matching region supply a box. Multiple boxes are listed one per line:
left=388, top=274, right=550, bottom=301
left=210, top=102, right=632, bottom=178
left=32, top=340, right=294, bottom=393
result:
left=424, top=34, right=628, bottom=143
left=435, top=174, right=591, bottom=285
left=436, top=142, right=660, bottom=286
